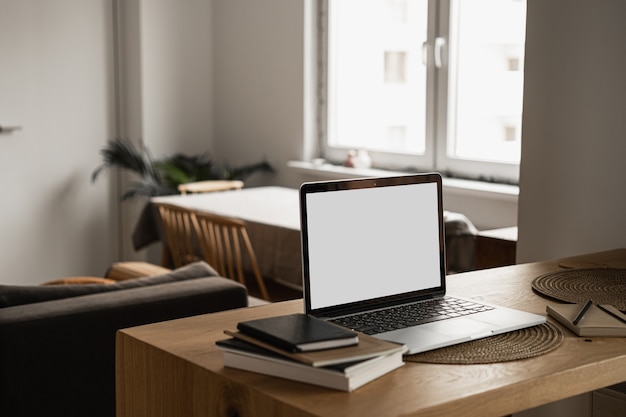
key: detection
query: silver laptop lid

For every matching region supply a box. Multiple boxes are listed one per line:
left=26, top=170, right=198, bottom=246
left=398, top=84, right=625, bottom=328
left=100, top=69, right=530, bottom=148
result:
left=300, top=173, right=446, bottom=318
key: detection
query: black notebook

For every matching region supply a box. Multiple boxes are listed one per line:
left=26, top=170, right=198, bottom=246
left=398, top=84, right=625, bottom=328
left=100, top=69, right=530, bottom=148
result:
left=237, top=313, right=359, bottom=352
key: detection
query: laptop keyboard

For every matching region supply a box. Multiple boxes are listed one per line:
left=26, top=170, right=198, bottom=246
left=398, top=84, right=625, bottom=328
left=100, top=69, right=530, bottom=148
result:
left=329, top=297, right=495, bottom=335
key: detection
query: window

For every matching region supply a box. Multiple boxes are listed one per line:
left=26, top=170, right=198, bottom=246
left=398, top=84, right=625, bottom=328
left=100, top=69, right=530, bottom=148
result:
left=318, top=0, right=527, bottom=183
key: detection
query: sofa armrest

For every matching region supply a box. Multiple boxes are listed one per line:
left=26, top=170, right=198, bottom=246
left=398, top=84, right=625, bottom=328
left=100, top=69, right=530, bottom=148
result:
left=0, top=276, right=247, bottom=417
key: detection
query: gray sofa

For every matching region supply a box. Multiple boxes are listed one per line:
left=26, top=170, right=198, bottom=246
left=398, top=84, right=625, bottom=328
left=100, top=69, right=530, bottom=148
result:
left=0, top=261, right=248, bottom=417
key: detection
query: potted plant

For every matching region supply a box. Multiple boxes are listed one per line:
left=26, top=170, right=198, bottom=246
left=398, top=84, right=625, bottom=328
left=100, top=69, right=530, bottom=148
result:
left=92, top=139, right=273, bottom=200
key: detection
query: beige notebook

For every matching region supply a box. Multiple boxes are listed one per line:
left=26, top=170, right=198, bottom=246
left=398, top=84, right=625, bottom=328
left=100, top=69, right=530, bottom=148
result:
left=224, top=330, right=405, bottom=367
left=546, top=303, right=626, bottom=337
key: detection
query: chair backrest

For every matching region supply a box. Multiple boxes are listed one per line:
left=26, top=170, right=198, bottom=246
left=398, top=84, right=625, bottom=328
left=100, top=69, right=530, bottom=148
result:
left=191, top=211, right=269, bottom=300
left=177, top=180, right=244, bottom=195
left=156, top=203, right=201, bottom=268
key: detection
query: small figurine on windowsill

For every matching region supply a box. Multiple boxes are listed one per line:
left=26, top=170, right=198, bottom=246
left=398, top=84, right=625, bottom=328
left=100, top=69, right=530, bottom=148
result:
left=344, top=149, right=372, bottom=169
left=343, top=150, right=357, bottom=167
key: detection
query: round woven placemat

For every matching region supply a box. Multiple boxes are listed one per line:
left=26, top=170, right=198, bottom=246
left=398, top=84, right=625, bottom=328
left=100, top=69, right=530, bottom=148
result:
left=532, top=268, right=626, bottom=311
left=404, top=322, right=563, bottom=364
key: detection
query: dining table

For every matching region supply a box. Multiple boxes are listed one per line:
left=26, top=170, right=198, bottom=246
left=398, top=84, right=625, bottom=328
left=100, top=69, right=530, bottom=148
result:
left=132, top=186, right=478, bottom=289
left=134, top=187, right=303, bottom=288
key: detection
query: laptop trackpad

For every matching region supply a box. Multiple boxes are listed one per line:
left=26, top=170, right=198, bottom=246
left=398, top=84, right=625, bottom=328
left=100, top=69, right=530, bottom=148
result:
left=423, top=317, right=494, bottom=337
left=380, top=318, right=495, bottom=353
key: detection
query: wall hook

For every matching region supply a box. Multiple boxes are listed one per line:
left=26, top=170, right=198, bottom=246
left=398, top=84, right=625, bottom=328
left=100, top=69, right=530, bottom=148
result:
left=0, top=125, right=22, bottom=134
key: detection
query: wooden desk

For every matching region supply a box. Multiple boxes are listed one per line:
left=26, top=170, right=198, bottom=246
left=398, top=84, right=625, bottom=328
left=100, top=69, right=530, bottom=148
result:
left=116, top=249, right=626, bottom=417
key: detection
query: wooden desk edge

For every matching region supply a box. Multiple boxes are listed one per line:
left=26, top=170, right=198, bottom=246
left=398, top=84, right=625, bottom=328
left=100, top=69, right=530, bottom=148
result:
left=116, top=250, right=626, bottom=417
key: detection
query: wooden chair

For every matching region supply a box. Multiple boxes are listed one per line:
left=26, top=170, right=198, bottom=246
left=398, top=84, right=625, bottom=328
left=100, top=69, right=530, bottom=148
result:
left=156, top=203, right=202, bottom=268
left=191, top=210, right=270, bottom=301
left=177, top=180, right=244, bottom=195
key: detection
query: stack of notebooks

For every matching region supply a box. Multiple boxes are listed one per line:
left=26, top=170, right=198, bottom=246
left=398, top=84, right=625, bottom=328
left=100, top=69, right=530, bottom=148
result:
left=216, top=313, right=406, bottom=392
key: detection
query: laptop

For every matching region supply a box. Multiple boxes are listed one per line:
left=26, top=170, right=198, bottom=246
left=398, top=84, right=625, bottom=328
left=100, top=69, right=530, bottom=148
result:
left=299, top=173, right=545, bottom=355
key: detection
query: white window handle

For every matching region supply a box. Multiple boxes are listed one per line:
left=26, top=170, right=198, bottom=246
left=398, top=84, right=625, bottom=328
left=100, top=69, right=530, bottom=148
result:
left=434, top=37, right=446, bottom=69
left=422, top=38, right=446, bottom=68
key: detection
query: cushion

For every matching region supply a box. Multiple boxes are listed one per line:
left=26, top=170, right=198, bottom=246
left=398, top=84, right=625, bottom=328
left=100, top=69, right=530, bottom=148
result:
left=0, top=261, right=219, bottom=308
left=42, top=277, right=117, bottom=285
left=105, top=261, right=172, bottom=281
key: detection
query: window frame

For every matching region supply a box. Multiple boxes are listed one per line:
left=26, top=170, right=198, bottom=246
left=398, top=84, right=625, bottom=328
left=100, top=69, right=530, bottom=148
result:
left=316, top=0, right=522, bottom=184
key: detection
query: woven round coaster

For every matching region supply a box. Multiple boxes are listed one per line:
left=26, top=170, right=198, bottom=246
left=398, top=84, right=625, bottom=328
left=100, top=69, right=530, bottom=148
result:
left=532, top=268, right=626, bottom=311
left=558, top=261, right=608, bottom=269
left=404, top=322, right=563, bottom=364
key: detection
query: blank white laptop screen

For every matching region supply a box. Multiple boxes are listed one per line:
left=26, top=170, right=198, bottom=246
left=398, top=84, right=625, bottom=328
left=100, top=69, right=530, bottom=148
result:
left=304, top=182, right=441, bottom=310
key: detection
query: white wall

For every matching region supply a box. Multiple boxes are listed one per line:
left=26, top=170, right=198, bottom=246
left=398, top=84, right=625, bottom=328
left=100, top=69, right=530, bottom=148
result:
left=516, top=0, right=626, bottom=263
left=212, top=0, right=309, bottom=188
left=139, top=0, right=213, bottom=157
left=0, top=0, right=116, bottom=285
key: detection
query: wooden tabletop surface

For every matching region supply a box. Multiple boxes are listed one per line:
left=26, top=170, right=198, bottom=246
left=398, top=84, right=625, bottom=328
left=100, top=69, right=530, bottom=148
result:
left=117, top=249, right=626, bottom=417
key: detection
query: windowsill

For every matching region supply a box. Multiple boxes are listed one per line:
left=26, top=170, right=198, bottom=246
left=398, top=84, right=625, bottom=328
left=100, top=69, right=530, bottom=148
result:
left=286, top=160, right=519, bottom=202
